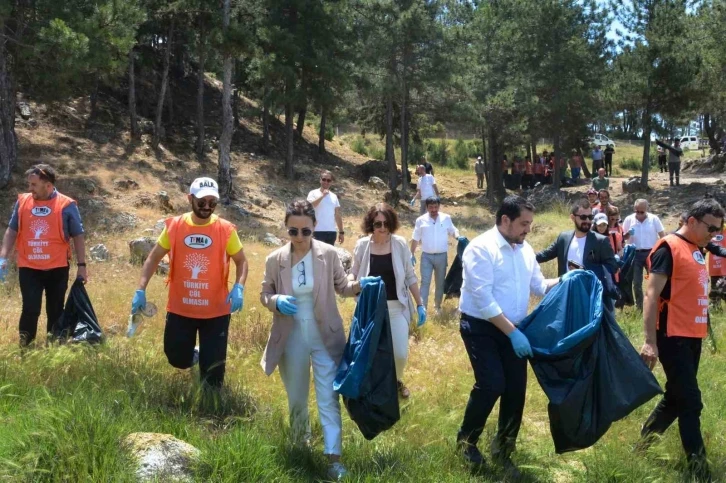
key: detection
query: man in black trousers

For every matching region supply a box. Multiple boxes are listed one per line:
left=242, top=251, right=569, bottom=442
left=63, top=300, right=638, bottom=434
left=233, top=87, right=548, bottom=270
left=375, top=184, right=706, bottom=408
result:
left=457, top=196, right=559, bottom=478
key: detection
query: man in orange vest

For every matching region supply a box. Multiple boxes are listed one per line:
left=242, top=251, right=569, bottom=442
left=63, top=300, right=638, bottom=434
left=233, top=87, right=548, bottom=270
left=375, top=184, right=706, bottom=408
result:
left=0, top=164, right=87, bottom=346
left=131, top=177, right=248, bottom=388
left=639, top=198, right=724, bottom=482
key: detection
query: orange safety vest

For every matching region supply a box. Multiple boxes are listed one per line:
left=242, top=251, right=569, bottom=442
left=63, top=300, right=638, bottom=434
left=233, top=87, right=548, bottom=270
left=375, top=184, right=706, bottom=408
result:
left=608, top=225, right=623, bottom=255
left=525, top=161, right=533, bottom=175
left=15, top=192, right=73, bottom=269
left=708, top=232, right=726, bottom=276
left=165, top=215, right=236, bottom=319
left=533, top=161, right=544, bottom=174
left=647, top=235, right=709, bottom=338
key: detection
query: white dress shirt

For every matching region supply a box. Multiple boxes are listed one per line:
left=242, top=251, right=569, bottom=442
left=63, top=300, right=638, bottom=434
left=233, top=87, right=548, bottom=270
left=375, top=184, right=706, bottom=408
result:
left=622, top=213, right=664, bottom=250
left=306, top=189, right=340, bottom=232
left=412, top=212, right=460, bottom=254
left=418, top=174, right=437, bottom=200
left=459, top=226, right=548, bottom=324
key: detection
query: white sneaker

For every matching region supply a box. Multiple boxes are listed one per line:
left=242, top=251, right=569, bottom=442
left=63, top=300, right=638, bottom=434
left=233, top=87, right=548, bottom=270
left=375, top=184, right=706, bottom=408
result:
left=326, top=462, right=347, bottom=481
left=192, top=346, right=200, bottom=367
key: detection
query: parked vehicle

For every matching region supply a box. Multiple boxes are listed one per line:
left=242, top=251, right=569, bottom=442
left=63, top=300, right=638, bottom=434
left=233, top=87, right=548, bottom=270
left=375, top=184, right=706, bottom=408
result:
left=677, top=135, right=699, bottom=150
left=588, top=133, right=616, bottom=148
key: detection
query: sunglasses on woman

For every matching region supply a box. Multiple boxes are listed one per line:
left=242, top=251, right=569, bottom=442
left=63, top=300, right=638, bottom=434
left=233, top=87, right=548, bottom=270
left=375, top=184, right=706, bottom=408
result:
left=288, top=227, right=313, bottom=237
left=373, top=221, right=388, bottom=229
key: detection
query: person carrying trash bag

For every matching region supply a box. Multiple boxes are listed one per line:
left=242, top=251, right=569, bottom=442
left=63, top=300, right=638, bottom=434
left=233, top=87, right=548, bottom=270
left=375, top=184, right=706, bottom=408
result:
left=456, top=196, right=560, bottom=478
left=518, top=270, right=662, bottom=453
left=334, top=279, right=400, bottom=441
left=131, top=177, right=248, bottom=389
left=260, top=199, right=380, bottom=482
left=637, top=198, right=725, bottom=483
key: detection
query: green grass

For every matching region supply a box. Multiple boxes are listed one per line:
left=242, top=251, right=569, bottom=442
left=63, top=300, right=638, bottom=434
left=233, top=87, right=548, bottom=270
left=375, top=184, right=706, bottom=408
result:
left=1, top=214, right=725, bottom=482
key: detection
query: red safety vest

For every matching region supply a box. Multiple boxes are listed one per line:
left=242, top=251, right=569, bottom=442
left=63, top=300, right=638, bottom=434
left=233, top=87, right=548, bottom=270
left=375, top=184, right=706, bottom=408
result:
left=708, top=232, right=726, bottom=276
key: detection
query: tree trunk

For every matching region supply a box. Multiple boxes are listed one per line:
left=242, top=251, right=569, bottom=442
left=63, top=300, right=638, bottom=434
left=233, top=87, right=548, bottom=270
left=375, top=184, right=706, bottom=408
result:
left=232, top=86, right=240, bottom=127
left=284, top=102, right=294, bottom=178
left=553, top=133, right=561, bottom=190
left=165, top=80, right=173, bottom=129
left=385, top=95, right=397, bottom=192
left=641, top=108, right=652, bottom=188
left=531, top=138, right=537, bottom=159
left=129, top=50, right=139, bottom=139
left=487, top=127, right=504, bottom=203
left=87, top=73, right=100, bottom=128
left=318, top=107, right=326, bottom=155
left=217, top=0, right=233, bottom=201
left=481, top=127, right=489, bottom=188
left=400, top=85, right=409, bottom=194
left=296, top=105, right=307, bottom=138
left=262, top=95, right=270, bottom=154
left=152, top=22, right=174, bottom=150
left=704, top=113, right=721, bottom=154
left=0, top=25, right=18, bottom=189
left=195, top=22, right=206, bottom=159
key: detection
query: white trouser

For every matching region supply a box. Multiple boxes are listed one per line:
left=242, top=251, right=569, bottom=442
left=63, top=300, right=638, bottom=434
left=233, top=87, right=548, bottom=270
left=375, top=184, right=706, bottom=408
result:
left=388, top=300, right=409, bottom=381
left=278, top=314, right=342, bottom=456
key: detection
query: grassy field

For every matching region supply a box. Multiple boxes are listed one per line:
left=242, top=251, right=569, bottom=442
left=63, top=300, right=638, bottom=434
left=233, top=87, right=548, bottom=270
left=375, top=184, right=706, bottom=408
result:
left=1, top=209, right=725, bottom=482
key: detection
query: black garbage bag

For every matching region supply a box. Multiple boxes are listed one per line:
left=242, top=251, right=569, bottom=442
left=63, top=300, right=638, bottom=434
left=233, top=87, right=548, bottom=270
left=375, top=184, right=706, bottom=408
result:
left=444, top=237, right=469, bottom=299
left=334, top=281, right=399, bottom=440
left=52, top=279, right=103, bottom=344
left=519, top=270, right=661, bottom=453
left=615, top=244, right=636, bottom=308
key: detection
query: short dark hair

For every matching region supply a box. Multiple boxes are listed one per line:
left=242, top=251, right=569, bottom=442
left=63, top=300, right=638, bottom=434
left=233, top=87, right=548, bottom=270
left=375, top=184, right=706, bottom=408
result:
left=598, top=189, right=610, bottom=198
left=361, top=202, right=400, bottom=234
left=687, top=198, right=725, bottom=223
left=424, top=196, right=440, bottom=207
left=496, top=195, right=534, bottom=225
left=25, top=164, right=57, bottom=184
left=284, top=199, right=316, bottom=225
left=571, top=198, right=591, bottom=215
left=320, top=170, right=334, bottom=181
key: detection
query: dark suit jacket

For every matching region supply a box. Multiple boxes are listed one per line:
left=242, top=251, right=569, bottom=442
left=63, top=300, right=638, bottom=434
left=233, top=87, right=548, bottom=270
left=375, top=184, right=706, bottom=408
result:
left=536, top=230, right=618, bottom=277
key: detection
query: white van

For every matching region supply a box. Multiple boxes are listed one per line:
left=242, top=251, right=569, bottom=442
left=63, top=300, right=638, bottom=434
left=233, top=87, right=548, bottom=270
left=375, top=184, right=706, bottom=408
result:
left=678, top=136, right=699, bottom=150
left=588, top=133, right=616, bottom=147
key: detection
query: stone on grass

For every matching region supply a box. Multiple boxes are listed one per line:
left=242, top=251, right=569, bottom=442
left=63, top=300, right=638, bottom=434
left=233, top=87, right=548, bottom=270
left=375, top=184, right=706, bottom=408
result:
left=89, top=244, right=110, bottom=262
left=336, top=247, right=353, bottom=274
left=128, top=237, right=156, bottom=264
left=122, top=432, right=200, bottom=483
left=263, top=233, right=283, bottom=247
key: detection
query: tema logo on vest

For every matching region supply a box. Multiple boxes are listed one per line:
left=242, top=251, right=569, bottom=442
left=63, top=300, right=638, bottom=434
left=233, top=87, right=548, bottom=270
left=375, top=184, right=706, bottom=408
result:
left=31, top=206, right=52, bottom=217
left=184, top=234, right=213, bottom=249
left=713, top=234, right=724, bottom=242
left=692, top=250, right=706, bottom=265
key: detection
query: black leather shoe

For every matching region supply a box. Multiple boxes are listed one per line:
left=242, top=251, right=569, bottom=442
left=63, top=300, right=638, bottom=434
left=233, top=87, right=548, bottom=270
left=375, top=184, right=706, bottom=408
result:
left=495, top=456, right=522, bottom=481
left=457, top=440, right=484, bottom=466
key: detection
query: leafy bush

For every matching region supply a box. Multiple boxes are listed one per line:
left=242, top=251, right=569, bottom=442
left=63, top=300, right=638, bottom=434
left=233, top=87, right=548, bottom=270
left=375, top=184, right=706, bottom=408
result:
left=450, top=139, right=470, bottom=169
left=324, top=125, right=334, bottom=141
left=426, top=139, right=448, bottom=166
left=351, top=136, right=368, bottom=156
left=409, top=142, right=426, bottom=165
left=369, top=145, right=385, bottom=161
left=468, top=140, right=483, bottom=158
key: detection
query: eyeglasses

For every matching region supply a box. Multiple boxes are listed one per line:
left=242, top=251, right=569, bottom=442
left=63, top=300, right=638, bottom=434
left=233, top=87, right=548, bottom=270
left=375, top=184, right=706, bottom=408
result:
left=576, top=215, right=594, bottom=221
left=287, top=227, right=313, bottom=237
left=297, top=261, right=306, bottom=287
left=697, top=219, right=722, bottom=234
left=635, top=210, right=646, bottom=215
left=373, top=220, right=388, bottom=229
left=195, top=198, right=217, bottom=209
left=321, top=178, right=332, bottom=182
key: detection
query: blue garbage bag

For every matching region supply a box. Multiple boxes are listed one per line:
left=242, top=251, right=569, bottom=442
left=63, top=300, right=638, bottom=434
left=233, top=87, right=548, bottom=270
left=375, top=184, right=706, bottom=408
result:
left=334, top=281, right=400, bottom=439
left=444, top=237, right=469, bottom=299
left=519, top=270, right=661, bottom=453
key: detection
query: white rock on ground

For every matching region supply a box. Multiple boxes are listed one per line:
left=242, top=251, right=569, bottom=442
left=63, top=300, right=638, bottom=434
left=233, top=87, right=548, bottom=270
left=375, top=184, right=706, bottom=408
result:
left=122, top=432, right=200, bottom=483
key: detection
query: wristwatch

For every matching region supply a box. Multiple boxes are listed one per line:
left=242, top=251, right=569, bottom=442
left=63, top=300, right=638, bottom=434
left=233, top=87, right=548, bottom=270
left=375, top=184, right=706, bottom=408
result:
left=77, top=262, right=87, bottom=267
left=339, top=231, right=345, bottom=235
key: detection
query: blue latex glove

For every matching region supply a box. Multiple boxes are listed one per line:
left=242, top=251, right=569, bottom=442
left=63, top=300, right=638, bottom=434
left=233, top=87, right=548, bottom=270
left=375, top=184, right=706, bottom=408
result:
left=276, top=295, right=297, bottom=315
left=409, top=199, right=416, bottom=207
left=614, top=254, right=621, bottom=263
left=457, top=236, right=467, bottom=243
left=628, top=227, right=635, bottom=236
left=508, top=329, right=533, bottom=358
left=359, top=276, right=381, bottom=289
left=411, top=255, right=416, bottom=266
left=417, top=305, right=427, bottom=327
left=227, top=283, right=244, bottom=313
left=0, top=258, right=7, bottom=282
left=131, top=289, right=146, bottom=314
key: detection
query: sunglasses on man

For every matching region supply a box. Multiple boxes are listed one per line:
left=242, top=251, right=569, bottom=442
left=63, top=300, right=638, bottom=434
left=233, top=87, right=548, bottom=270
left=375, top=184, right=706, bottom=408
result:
left=576, top=215, right=594, bottom=221
left=195, top=198, right=217, bottom=209
left=697, top=219, right=722, bottom=234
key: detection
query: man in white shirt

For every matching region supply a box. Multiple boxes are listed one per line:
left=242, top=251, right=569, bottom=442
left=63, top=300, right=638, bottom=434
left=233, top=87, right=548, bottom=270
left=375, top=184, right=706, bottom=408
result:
left=307, top=170, right=344, bottom=246
left=410, top=198, right=462, bottom=314
left=410, top=165, right=439, bottom=215
left=457, top=196, right=559, bottom=476
left=622, top=199, right=666, bottom=310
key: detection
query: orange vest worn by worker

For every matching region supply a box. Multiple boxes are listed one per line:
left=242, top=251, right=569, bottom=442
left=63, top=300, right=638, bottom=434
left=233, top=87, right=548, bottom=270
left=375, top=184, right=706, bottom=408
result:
left=15, top=192, right=73, bottom=270
left=533, top=159, right=544, bottom=175
left=525, top=161, right=533, bottom=175
left=647, top=234, right=709, bottom=338
left=708, top=233, right=726, bottom=277
left=165, top=215, right=236, bottom=319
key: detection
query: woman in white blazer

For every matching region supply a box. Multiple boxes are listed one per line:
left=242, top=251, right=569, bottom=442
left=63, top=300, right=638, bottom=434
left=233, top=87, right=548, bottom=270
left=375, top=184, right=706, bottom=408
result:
left=350, top=202, right=426, bottom=398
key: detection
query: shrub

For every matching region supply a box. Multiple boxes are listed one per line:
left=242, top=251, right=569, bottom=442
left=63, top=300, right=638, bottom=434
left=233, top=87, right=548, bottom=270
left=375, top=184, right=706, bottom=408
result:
left=324, top=125, right=334, bottom=141
left=350, top=136, right=367, bottom=156
left=427, top=139, right=448, bottom=166
left=369, top=145, right=385, bottom=161
left=450, top=139, right=470, bottom=169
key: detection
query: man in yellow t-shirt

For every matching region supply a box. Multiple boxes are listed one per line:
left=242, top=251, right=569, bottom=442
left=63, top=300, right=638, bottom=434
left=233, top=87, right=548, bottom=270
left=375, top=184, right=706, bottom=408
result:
left=131, top=177, right=248, bottom=388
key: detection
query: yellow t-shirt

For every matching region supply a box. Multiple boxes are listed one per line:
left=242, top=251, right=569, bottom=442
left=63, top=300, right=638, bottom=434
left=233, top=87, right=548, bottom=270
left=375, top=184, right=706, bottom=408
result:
left=157, top=213, right=243, bottom=256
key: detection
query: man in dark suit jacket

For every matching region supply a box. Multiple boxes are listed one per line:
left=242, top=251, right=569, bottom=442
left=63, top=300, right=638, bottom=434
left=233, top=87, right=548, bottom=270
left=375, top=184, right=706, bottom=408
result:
left=536, top=199, right=618, bottom=277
